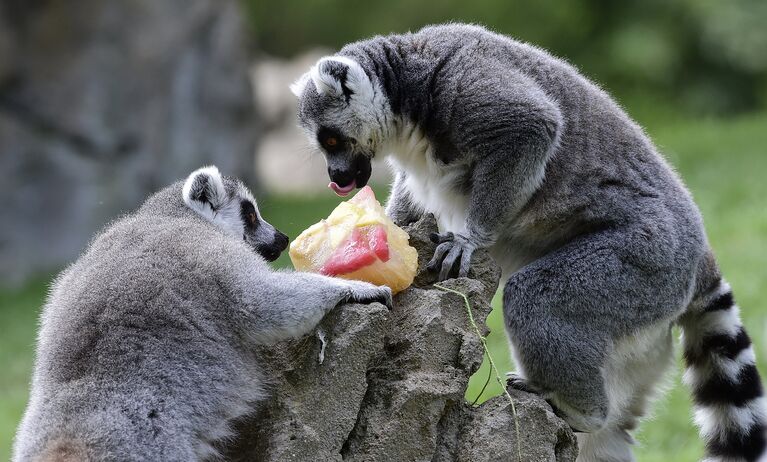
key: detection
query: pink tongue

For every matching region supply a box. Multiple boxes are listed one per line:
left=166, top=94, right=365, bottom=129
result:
left=328, top=180, right=357, bottom=197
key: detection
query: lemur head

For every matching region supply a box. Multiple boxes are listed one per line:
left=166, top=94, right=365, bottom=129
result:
left=292, top=56, right=391, bottom=196
left=182, top=166, right=289, bottom=262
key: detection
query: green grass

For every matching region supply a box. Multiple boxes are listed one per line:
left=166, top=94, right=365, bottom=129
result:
left=0, top=276, right=51, bottom=460
left=1, top=113, right=766, bottom=461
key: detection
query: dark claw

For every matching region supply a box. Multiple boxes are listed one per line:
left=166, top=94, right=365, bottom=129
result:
left=428, top=233, right=477, bottom=281
left=381, top=290, right=394, bottom=310
left=427, top=241, right=452, bottom=272
left=346, top=287, right=393, bottom=310
left=506, top=373, right=539, bottom=394
left=439, top=244, right=463, bottom=281
left=429, top=232, right=454, bottom=244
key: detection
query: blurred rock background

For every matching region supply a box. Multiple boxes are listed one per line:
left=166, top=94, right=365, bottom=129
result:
left=1, top=1, right=766, bottom=461
left=0, top=0, right=257, bottom=284
left=3, top=0, right=767, bottom=285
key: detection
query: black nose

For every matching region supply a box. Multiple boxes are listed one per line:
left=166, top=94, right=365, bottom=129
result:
left=328, top=166, right=355, bottom=187
left=274, top=231, right=289, bottom=251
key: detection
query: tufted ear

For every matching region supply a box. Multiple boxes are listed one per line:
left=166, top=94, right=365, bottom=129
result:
left=182, top=165, right=227, bottom=216
left=306, top=56, right=373, bottom=102
left=290, top=72, right=311, bottom=97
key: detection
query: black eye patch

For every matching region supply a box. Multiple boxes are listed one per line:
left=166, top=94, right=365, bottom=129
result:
left=240, top=200, right=259, bottom=229
left=317, top=126, right=347, bottom=154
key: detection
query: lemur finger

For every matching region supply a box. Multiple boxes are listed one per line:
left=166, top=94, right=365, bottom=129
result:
left=375, top=286, right=394, bottom=310
left=458, top=247, right=473, bottom=277
left=429, top=232, right=454, bottom=244
left=383, top=288, right=393, bottom=310
left=427, top=242, right=453, bottom=272
left=439, top=244, right=463, bottom=281
left=346, top=285, right=392, bottom=309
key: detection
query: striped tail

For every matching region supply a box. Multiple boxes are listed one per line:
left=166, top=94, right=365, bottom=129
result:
left=681, top=279, right=767, bottom=462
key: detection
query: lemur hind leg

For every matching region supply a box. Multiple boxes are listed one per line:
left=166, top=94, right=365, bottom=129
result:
left=503, top=229, right=691, bottom=437
left=576, top=321, right=675, bottom=462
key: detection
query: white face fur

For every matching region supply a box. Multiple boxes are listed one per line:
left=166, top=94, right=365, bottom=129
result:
left=182, top=166, right=289, bottom=261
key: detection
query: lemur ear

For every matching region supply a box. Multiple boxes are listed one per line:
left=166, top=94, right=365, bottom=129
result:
left=182, top=166, right=227, bottom=216
left=290, top=72, right=311, bottom=97
left=308, top=56, right=373, bottom=101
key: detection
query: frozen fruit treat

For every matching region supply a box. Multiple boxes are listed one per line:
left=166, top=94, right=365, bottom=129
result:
left=289, top=186, right=417, bottom=293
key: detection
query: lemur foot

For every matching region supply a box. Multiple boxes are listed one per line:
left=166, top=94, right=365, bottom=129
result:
left=506, top=372, right=541, bottom=394
left=342, top=281, right=393, bottom=310
left=506, top=373, right=604, bottom=433
left=427, top=232, right=477, bottom=281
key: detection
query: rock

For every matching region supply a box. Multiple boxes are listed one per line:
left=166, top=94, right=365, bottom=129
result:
left=228, top=303, right=389, bottom=461
left=462, top=390, right=579, bottom=462
left=0, top=0, right=257, bottom=286
left=226, top=215, right=577, bottom=461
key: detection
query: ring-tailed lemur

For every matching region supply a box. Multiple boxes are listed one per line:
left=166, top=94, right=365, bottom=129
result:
left=291, top=23, right=766, bottom=462
left=12, top=166, right=392, bottom=462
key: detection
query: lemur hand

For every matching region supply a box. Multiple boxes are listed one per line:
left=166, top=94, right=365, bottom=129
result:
left=342, top=281, right=394, bottom=310
left=427, top=232, right=477, bottom=281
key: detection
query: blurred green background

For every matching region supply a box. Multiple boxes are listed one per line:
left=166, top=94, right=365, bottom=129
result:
left=2, top=0, right=767, bottom=461
left=248, top=0, right=767, bottom=120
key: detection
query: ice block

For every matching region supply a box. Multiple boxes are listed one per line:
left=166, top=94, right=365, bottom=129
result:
left=289, top=186, right=418, bottom=293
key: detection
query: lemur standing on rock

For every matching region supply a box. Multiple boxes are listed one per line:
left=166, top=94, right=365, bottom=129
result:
left=13, top=166, right=391, bottom=462
left=292, top=23, right=767, bottom=462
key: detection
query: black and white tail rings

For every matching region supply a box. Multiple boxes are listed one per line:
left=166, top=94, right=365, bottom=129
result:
left=682, top=280, right=767, bottom=462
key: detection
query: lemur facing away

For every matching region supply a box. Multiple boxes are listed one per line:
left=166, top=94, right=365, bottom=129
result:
left=13, top=166, right=392, bottom=462
left=292, top=23, right=767, bottom=462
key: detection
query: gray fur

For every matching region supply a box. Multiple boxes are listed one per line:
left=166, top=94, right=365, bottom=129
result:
left=294, top=23, right=767, bottom=461
left=13, top=166, right=391, bottom=462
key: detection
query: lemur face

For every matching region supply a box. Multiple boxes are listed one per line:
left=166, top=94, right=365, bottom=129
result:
left=292, top=56, right=390, bottom=196
left=182, top=166, right=289, bottom=262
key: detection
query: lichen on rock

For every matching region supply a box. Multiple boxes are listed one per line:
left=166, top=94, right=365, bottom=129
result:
left=225, top=214, right=577, bottom=462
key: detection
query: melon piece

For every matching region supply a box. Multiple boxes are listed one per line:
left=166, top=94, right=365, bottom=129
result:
left=289, top=186, right=417, bottom=294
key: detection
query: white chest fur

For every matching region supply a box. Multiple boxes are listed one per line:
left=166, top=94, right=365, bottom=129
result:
left=384, top=122, right=470, bottom=233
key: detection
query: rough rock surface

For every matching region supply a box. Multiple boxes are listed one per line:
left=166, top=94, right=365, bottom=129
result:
left=226, top=215, right=577, bottom=461
left=0, top=0, right=257, bottom=285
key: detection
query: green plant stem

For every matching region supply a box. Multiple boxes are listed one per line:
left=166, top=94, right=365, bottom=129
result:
left=434, top=284, right=522, bottom=462
left=471, top=365, right=493, bottom=406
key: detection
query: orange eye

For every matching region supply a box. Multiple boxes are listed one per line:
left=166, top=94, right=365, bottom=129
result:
left=248, top=212, right=257, bottom=224
left=325, top=137, right=338, bottom=147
